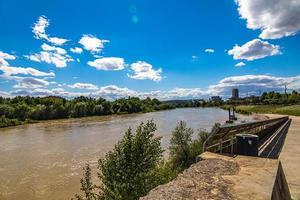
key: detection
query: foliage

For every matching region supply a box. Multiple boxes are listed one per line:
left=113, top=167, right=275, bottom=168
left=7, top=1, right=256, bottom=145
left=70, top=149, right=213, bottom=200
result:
left=0, top=96, right=172, bottom=128
left=169, top=121, right=194, bottom=170
left=231, top=105, right=300, bottom=116
left=169, top=121, right=211, bottom=171
left=74, top=120, right=165, bottom=200
left=74, top=120, right=216, bottom=200
left=0, top=115, right=21, bottom=128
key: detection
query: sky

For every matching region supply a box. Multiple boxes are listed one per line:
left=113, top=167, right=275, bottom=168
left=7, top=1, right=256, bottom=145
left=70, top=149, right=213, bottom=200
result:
left=0, top=0, right=300, bottom=100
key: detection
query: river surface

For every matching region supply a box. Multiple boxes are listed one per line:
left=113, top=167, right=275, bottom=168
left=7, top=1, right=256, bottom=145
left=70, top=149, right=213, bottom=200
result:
left=0, top=108, right=252, bottom=200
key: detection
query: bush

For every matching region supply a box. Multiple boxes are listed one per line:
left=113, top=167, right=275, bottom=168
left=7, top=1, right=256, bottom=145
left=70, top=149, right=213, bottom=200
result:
left=0, top=115, right=21, bottom=128
left=74, top=120, right=164, bottom=200
left=169, top=121, right=195, bottom=170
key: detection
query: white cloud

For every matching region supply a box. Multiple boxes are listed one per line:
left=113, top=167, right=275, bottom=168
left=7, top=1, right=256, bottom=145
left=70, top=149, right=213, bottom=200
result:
left=32, top=16, right=68, bottom=45
left=94, top=85, right=138, bottom=99
left=68, top=82, right=98, bottom=90
left=228, top=39, right=281, bottom=61
left=13, top=77, right=50, bottom=89
left=208, top=74, right=300, bottom=97
left=191, top=55, right=198, bottom=62
left=163, top=88, right=208, bottom=99
left=235, top=62, right=246, bottom=67
left=79, top=35, right=109, bottom=53
left=3, top=74, right=300, bottom=99
left=70, top=47, right=83, bottom=54
left=0, top=50, right=55, bottom=90
left=88, top=57, right=125, bottom=71
left=204, top=49, right=214, bottom=53
left=0, top=90, right=10, bottom=98
left=128, top=61, right=162, bottom=82
left=41, top=43, right=66, bottom=54
left=26, top=43, right=73, bottom=68
left=0, top=51, right=16, bottom=66
left=10, top=88, right=89, bottom=97
left=236, top=0, right=300, bottom=39
left=0, top=65, right=55, bottom=77
left=26, top=51, right=73, bottom=68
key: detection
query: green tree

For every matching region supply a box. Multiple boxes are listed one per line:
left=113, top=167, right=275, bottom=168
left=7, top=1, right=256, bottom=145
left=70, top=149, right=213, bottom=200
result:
left=14, top=103, right=31, bottom=121
left=75, top=120, right=164, bottom=200
left=169, top=121, right=194, bottom=170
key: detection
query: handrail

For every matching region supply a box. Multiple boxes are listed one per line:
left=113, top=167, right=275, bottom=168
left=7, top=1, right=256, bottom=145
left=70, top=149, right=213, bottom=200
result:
left=203, top=116, right=289, bottom=153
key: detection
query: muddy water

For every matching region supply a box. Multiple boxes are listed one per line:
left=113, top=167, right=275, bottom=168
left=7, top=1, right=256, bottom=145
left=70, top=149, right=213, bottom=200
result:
left=0, top=108, right=252, bottom=200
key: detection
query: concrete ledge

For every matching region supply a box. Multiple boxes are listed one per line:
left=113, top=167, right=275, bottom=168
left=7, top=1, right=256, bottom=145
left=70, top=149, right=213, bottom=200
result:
left=141, top=152, right=288, bottom=200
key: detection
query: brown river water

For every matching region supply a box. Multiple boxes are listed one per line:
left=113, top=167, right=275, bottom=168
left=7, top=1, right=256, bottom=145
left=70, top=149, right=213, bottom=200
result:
left=0, top=108, right=252, bottom=200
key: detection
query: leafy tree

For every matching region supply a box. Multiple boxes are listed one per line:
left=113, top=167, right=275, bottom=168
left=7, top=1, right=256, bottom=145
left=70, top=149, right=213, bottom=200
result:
left=14, top=103, right=31, bottom=121
left=74, top=164, right=97, bottom=200
left=74, top=120, right=164, bottom=200
left=169, top=121, right=194, bottom=170
left=0, top=104, right=14, bottom=118
left=73, top=102, right=88, bottom=117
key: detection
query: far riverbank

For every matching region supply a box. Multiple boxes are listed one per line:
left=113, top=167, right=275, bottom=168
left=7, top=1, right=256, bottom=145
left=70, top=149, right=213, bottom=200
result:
left=221, top=105, right=300, bottom=116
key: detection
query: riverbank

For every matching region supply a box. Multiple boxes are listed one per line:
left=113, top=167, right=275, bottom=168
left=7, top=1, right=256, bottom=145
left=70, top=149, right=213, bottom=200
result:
left=221, top=105, right=300, bottom=116
left=0, top=107, right=175, bottom=129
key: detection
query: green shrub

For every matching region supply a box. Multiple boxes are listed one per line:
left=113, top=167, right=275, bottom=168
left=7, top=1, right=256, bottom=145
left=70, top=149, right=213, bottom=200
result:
left=74, top=120, right=164, bottom=200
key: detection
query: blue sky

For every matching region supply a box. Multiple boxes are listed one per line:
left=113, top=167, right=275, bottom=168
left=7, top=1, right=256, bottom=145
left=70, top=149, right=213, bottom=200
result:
left=0, top=0, right=300, bottom=99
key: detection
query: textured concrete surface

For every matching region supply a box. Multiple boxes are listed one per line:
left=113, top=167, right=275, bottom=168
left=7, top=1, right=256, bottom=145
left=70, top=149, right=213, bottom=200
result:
left=141, top=152, right=279, bottom=200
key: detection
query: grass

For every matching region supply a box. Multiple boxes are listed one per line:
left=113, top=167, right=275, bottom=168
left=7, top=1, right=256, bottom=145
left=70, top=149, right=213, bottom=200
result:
left=225, top=105, right=300, bottom=116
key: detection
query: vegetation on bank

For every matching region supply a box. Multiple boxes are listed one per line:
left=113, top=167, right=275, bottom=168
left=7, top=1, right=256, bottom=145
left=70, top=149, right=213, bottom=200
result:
left=222, top=105, right=300, bottom=116
left=0, top=96, right=175, bottom=128
left=1, top=90, right=300, bottom=128
left=220, top=91, right=300, bottom=116
left=74, top=120, right=215, bottom=200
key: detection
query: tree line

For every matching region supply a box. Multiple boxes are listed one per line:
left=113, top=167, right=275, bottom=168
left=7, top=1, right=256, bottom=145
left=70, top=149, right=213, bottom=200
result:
left=74, top=120, right=218, bottom=200
left=0, top=96, right=174, bottom=128
left=227, top=90, right=300, bottom=105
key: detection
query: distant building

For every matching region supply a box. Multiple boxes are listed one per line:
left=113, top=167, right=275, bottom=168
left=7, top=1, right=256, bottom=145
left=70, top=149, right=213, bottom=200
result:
left=232, top=88, right=239, bottom=99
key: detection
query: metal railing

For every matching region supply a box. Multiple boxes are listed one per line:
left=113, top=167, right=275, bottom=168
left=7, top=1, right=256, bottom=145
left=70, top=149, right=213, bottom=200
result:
left=203, top=116, right=289, bottom=154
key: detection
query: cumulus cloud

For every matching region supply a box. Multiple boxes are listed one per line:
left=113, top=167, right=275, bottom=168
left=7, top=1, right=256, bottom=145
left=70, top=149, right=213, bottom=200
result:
left=32, top=16, right=68, bottom=45
left=10, top=88, right=89, bottom=97
left=0, top=65, right=54, bottom=77
left=228, top=39, right=281, bottom=61
left=204, top=49, right=214, bottom=53
left=13, top=77, right=50, bottom=89
left=79, top=35, right=109, bottom=53
left=128, top=61, right=162, bottom=82
left=26, top=43, right=73, bottom=68
left=88, top=57, right=125, bottom=71
left=0, top=90, right=10, bottom=98
left=94, top=85, right=138, bottom=99
left=3, top=74, right=300, bottom=99
left=68, top=82, right=98, bottom=90
left=235, top=62, right=246, bottom=67
left=41, top=43, right=66, bottom=54
left=70, top=47, right=83, bottom=54
left=0, top=51, right=16, bottom=66
left=208, top=74, right=300, bottom=97
left=236, top=0, right=300, bottom=39
left=0, top=50, right=55, bottom=89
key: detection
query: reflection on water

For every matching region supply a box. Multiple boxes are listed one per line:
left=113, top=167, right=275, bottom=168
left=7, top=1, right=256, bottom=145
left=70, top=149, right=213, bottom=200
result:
left=0, top=108, right=252, bottom=200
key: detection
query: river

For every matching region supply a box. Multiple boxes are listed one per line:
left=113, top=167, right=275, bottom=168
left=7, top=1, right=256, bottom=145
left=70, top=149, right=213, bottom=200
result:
left=0, top=108, right=252, bottom=200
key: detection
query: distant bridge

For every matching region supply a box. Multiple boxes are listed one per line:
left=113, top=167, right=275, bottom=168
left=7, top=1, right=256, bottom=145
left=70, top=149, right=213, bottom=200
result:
left=203, top=116, right=291, bottom=159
